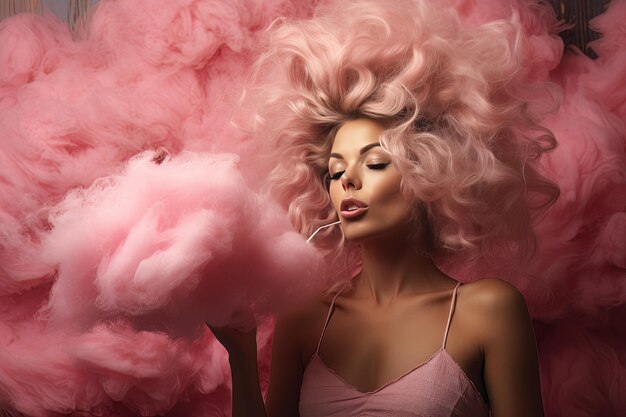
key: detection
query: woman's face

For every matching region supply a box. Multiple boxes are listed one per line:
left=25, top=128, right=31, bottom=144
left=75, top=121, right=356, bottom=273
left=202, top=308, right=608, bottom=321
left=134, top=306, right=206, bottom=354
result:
left=327, top=118, right=412, bottom=242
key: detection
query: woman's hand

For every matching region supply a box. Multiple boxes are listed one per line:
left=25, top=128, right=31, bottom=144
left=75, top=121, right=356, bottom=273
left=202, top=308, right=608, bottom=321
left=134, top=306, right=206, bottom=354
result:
left=207, top=309, right=258, bottom=357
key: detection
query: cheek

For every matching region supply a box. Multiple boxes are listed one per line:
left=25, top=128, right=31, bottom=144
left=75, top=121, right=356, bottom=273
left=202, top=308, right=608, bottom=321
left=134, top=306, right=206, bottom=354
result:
left=370, top=176, right=411, bottom=220
left=370, top=173, right=404, bottom=205
left=328, top=182, right=342, bottom=211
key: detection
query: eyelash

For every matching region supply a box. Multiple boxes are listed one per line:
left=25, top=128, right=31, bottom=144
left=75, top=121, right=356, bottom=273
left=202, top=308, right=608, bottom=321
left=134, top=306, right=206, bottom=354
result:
left=329, top=163, right=389, bottom=180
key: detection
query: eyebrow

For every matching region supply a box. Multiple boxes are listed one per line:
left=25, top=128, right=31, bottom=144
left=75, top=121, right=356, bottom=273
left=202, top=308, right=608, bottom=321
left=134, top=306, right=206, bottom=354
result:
left=329, top=143, right=381, bottom=160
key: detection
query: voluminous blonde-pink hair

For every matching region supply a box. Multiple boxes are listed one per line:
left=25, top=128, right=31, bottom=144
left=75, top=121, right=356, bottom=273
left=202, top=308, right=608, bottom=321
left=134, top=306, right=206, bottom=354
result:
left=246, top=0, right=559, bottom=279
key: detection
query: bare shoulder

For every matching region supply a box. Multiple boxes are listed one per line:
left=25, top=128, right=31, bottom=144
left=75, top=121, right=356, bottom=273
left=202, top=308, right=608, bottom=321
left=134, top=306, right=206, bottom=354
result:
left=273, top=292, right=331, bottom=361
left=275, top=292, right=330, bottom=330
left=267, top=294, right=329, bottom=416
left=460, top=278, right=527, bottom=308
left=461, top=280, right=544, bottom=416
left=458, top=278, right=531, bottom=340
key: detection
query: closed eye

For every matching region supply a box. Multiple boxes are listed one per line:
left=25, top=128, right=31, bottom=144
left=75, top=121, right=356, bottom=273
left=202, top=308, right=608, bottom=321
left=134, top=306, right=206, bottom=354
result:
left=330, top=163, right=388, bottom=180
left=367, top=163, right=389, bottom=170
left=329, top=170, right=345, bottom=180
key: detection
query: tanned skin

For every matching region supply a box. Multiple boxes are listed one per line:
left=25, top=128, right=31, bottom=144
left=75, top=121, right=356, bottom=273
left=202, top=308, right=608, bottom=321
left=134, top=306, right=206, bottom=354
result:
left=209, top=119, right=545, bottom=417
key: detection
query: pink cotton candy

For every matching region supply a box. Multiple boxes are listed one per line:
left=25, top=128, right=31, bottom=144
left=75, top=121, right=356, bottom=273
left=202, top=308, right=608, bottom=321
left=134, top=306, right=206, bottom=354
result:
left=40, top=150, right=324, bottom=336
left=0, top=322, right=106, bottom=415
left=520, top=90, right=626, bottom=319
left=586, top=0, right=626, bottom=119
left=0, top=0, right=320, bottom=414
left=0, top=284, right=276, bottom=416
left=0, top=0, right=315, bottom=296
left=0, top=315, right=232, bottom=416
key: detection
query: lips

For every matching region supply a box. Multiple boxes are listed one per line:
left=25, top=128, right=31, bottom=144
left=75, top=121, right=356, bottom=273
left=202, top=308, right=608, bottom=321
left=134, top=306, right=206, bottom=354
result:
left=340, top=197, right=368, bottom=219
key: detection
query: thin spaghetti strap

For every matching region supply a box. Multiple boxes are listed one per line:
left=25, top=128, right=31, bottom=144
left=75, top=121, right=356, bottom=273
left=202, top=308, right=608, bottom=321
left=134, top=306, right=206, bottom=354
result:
left=315, top=290, right=343, bottom=354
left=442, top=281, right=462, bottom=349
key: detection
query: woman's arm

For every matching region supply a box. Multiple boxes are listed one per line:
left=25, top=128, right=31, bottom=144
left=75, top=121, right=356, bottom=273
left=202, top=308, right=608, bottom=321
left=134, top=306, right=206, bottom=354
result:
left=228, top=347, right=267, bottom=417
left=264, top=313, right=306, bottom=416
left=208, top=321, right=267, bottom=417
left=209, top=310, right=304, bottom=417
left=478, top=278, right=545, bottom=417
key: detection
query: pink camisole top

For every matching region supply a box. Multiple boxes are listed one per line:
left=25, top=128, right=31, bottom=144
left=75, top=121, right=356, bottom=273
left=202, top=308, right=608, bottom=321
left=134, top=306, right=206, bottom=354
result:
left=299, top=281, right=490, bottom=417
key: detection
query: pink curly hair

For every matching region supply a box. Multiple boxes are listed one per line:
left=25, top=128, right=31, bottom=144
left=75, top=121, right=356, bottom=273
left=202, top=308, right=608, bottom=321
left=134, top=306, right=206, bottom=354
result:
left=245, top=0, right=559, bottom=287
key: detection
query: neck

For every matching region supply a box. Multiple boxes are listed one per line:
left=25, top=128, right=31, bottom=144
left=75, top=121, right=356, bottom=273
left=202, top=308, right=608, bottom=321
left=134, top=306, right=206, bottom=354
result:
left=355, top=233, right=450, bottom=305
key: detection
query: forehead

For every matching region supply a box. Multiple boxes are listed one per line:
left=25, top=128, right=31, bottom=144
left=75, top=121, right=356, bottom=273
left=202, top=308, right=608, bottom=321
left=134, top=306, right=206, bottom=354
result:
left=331, top=119, right=386, bottom=152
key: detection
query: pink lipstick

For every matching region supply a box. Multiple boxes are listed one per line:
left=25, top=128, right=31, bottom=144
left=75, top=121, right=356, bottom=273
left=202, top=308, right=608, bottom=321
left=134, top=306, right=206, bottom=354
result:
left=340, top=197, right=368, bottom=219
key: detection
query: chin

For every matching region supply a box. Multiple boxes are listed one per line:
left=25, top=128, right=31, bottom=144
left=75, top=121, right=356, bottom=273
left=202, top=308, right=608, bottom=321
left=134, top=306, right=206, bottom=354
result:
left=341, top=223, right=401, bottom=242
left=340, top=215, right=415, bottom=243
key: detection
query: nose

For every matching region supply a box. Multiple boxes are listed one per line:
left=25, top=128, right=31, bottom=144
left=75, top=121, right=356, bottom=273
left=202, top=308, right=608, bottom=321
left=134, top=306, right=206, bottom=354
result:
left=340, top=167, right=361, bottom=191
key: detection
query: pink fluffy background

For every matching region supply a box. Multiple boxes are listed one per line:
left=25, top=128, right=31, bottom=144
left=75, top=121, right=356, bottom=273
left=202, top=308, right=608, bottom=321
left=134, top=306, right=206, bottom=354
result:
left=0, top=0, right=624, bottom=416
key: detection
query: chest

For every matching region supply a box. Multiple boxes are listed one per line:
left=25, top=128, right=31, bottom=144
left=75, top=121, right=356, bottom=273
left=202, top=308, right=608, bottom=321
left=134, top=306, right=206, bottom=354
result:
left=301, top=296, right=486, bottom=401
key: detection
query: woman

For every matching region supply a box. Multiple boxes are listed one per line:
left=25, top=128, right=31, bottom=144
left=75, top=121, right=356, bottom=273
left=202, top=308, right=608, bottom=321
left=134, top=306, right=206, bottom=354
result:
left=211, top=1, right=559, bottom=416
